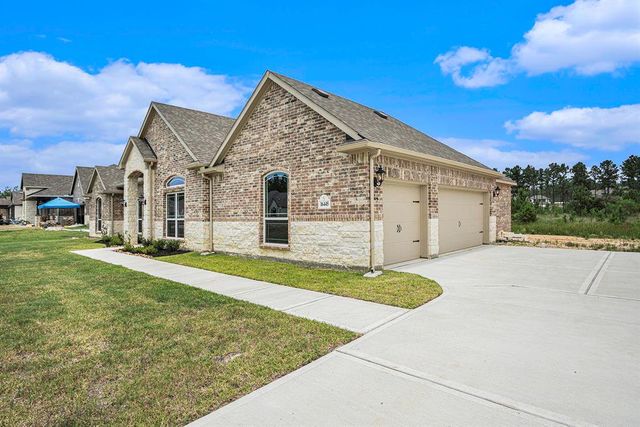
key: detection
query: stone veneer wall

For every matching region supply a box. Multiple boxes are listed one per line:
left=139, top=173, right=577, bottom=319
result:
left=210, top=82, right=374, bottom=268
left=22, top=198, right=37, bottom=224
left=87, top=192, right=124, bottom=237
left=121, top=111, right=211, bottom=251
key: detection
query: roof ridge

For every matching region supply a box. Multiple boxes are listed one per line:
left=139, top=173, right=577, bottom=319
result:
left=151, top=101, right=235, bottom=120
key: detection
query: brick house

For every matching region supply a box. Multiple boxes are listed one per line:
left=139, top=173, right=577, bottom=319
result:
left=0, top=198, right=9, bottom=221
left=70, top=166, right=95, bottom=225
left=199, top=72, right=513, bottom=270
left=20, top=173, right=76, bottom=225
left=117, top=71, right=512, bottom=270
left=86, top=165, right=125, bottom=237
left=118, top=102, right=234, bottom=249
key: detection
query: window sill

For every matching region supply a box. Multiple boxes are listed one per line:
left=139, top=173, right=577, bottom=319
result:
left=260, top=243, right=290, bottom=251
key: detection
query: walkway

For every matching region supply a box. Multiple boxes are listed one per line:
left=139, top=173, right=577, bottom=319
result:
left=72, top=248, right=408, bottom=333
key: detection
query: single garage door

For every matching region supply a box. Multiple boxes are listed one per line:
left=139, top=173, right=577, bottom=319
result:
left=384, top=182, right=422, bottom=265
left=438, top=188, right=485, bottom=254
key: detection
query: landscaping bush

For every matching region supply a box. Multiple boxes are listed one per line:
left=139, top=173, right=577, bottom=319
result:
left=98, top=233, right=124, bottom=247
left=121, top=237, right=183, bottom=256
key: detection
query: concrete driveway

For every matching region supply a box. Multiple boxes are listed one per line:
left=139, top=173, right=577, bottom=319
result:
left=192, top=246, right=640, bottom=426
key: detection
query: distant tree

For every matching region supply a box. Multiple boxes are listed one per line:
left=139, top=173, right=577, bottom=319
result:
left=0, top=186, right=18, bottom=198
left=523, top=165, right=538, bottom=196
left=571, top=162, right=590, bottom=189
left=598, top=160, right=619, bottom=197
left=503, top=165, right=524, bottom=195
left=547, top=163, right=562, bottom=204
left=590, top=165, right=602, bottom=196
left=621, top=155, right=640, bottom=191
left=557, top=163, right=570, bottom=205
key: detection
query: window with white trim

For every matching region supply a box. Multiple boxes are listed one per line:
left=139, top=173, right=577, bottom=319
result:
left=264, top=172, right=288, bottom=244
left=166, top=192, right=184, bottom=238
left=96, top=197, right=102, bottom=232
left=167, top=176, right=185, bottom=187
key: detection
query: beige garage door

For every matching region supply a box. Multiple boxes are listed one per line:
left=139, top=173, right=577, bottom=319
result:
left=384, top=182, right=422, bottom=265
left=438, top=188, right=485, bottom=254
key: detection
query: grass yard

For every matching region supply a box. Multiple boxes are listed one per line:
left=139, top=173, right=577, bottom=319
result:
left=162, top=252, right=442, bottom=309
left=513, top=214, right=640, bottom=240
left=0, top=229, right=355, bottom=425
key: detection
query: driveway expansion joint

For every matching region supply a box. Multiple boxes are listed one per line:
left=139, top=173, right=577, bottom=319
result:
left=579, top=251, right=612, bottom=295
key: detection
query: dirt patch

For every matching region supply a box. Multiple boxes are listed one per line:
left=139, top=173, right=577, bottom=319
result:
left=500, top=233, right=640, bottom=252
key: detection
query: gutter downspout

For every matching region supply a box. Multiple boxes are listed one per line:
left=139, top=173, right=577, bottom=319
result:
left=110, top=194, right=114, bottom=235
left=369, top=149, right=382, bottom=273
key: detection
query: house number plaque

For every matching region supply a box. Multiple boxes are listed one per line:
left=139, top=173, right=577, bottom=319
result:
left=318, top=195, right=331, bottom=210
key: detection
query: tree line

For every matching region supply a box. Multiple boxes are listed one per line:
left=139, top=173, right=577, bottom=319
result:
left=503, top=154, right=640, bottom=222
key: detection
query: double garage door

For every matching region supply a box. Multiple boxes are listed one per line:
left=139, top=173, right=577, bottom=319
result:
left=383, top=183, right=485, bottom=265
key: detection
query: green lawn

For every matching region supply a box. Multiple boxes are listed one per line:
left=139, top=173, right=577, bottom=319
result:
left=162, top=252, right=442, bottom=309
left=513, top=214, right=640, bottom=240
left=0, top=229, right=355, bottom=425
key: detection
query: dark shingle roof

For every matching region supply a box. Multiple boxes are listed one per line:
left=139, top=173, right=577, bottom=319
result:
left=0, top=198, right=10, bottom=207
left=11, top=191, right=23, bottom=205
left=74, top=166, right=95, bottom=195
left=94, top=166, right=125, bottom=193
left=273, top=72, right=491, bottom=170
left=130, top=137, right=157, bottom=161
left=21, top=173, right=73, bottom=197
left=152, top=102, right=235, bottom=164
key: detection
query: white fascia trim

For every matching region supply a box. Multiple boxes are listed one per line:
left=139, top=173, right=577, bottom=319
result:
left=336, top=140, right=505, bottom=179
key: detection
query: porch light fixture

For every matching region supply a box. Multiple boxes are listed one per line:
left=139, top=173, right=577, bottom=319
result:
left=122, top=201, right=127, bottom=207
left=374, top=165, right=386, bottom=187
left=492, top=186, right=501, bottom=198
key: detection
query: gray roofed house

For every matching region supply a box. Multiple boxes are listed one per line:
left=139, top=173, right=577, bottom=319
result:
left=151, top=102, right=235, bottom=164
left=11, top=191, right=23, bottom=206
left=21, top=173, right=74, bottom=197
left=271, top=72, right=490, bottom=170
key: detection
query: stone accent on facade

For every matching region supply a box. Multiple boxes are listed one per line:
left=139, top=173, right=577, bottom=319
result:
left=87, top=193, right=124, bottom=238
left=427, top=218, right=439, bottom=256
left=213, top=220, right=376, bottom=269
left=494, top=183, right=512, bottom=235
left=122, top=111, right=211, bottom=251
left=22, top=199, right=37, bottom=224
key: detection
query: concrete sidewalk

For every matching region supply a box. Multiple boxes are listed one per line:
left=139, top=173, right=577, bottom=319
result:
left=72, top=248, right=408, bottom=333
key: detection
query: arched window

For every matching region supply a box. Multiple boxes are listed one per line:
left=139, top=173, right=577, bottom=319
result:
left=95, top=197, right=102, bottom=233
left=166, top=176, right=185, bottom=187
left=264, top=172, right=288, bottom=245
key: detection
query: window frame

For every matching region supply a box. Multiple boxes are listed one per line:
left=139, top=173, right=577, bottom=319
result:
left=137, top=198, right=144, bottom=236
left=263, top=171, right=289, bottom=246
left=165, top=191, right=185, bottom=239
left=95, top=197, right=102, bottom=233
left=166, top=176, right=185, bottom=188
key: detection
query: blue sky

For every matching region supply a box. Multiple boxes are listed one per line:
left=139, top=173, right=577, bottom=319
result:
left=1, top=0, right=639, bottom=188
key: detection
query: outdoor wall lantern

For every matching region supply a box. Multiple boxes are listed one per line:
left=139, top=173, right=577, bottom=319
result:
left=492, top=185, right=501, bottom=198
left=374, top=165, right=386, bottom=187
left=122, top=201, right=127, bottom=207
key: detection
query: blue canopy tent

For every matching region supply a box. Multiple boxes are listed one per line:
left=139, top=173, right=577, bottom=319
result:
left=37, top=197, right=81, bottom=224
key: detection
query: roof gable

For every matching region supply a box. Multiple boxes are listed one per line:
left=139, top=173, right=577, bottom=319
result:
left=71, top=166, right=95, bottom=195
left=118, top=136, right=157, bottom=168
left=137, top=102, right=234, bottom=165
left=209, top=71, right=493, bottom=174
left=88, top=165, right=124, bottom=194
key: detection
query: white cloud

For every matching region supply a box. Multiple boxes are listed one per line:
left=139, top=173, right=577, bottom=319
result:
left=434, top=47, right=512, bottom=88
left=441, top=137, right=587, bottom=169
left=505, top=104, right=640, bottom=150
left=0, top=139, right=125, bottom=189
left=436, top=0, right=640, bottom=87
left=0, top=51, right=249, bottom=140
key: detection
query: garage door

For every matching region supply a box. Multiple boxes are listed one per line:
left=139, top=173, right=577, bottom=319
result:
left=438, top=188, right=485, bottom=254
left=384, top=182, right=421, bottom=265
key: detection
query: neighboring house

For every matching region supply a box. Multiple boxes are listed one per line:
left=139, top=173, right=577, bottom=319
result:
left=20, top=173, right=75, bottom=225
left=86, top=165, right=125, bottom=237
left=9, top=191, right=23, bottom=220
left=530, top=195, right=550, bottom=207
left=70, top=166, right=96, bottom=225
left=119, top=102, right=234, bottom=249
left=199, top=71, right=513, bottom=269
left=0, top=198, right=9, bottom=221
